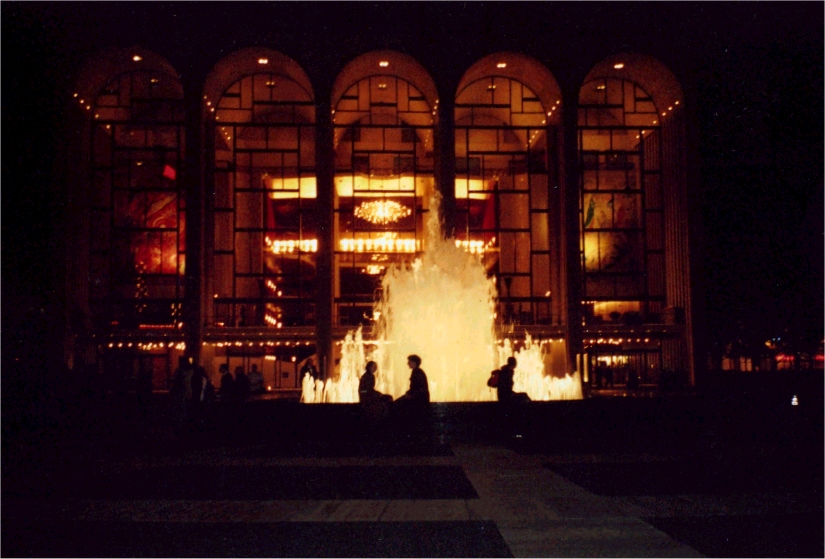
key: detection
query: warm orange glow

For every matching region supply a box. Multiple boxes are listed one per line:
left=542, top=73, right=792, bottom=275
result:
left=454, top=238, right=496, bottom=255
left=454, top=178, right=495, bottom=200
left=496, top=62, right=507, bottom=68
left=354, top=200, right=411, bottom=225
left=334, top=175, right=425, bottom=197
left=264, top=176, right=317, bottom=199
left=132, top=55, right=142, bottom=62
left=613, top=62, right=624, bottom=69
left=265, top=236, right=318, bottom=254
left=378, top=60, right=389, bottom=67
left=258, top=58, right=269, bottom=64
left=340, top=236, right=418, bottom=253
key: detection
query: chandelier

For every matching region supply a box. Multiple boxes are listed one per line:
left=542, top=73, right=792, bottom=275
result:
left=354, top=200, right=411, bottom=225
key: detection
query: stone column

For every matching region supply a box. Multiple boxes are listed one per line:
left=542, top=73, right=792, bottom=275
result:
left=561, top=86, right=583, bottom=375
left=315, top=100, right=335, bottom=380
left=184, top=88, right=204, bottom=364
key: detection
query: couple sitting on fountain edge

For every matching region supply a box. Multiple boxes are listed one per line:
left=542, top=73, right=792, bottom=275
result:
left=358, top=354, right=430, bottom=406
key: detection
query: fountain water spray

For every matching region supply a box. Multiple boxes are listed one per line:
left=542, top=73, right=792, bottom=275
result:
left=304, top=193, right=582, bottom=403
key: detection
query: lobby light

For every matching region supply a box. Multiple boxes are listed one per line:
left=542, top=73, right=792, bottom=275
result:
left=354, top=200, right=412, bottom=225
left=613, top=62, right=624, bottom=69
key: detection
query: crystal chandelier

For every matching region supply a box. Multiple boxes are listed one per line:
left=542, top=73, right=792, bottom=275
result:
left=354, top=200, right=411, bottom=225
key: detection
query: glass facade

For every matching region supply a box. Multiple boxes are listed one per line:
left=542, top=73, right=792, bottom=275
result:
left=455, top=76, right=559, bottom=325
left=210, top=72, right=317, bottom=329
left=333, top=75, right=434, bottom=326
left=69, top=48, right=693, bottom=389
left=89, top=70, right=186, bottom=329
left=578, top=77, right=665, bottom=326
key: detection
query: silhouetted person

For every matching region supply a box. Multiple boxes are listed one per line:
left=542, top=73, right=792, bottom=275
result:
left=594, top=364, right=603, bottom=388
left=300, top=358, right=319, bottom=381
left=605, top=365, right=614, bottom=388
left=394, top=354, right=430, bottom=440
left=189, top=366, right=208, bottom=429
left=248, top=364, right=264, bottom=394
left=627, top=367, right=640, bottom=390
left=497, top=357, right=529, bottom=438
left=359, top=360, right=392, bottom=429
left=234, top=366, right=250, bottom=402
left=170, top=357, right=190, bottom=429
left=359, top=361, right=392, bottom=404
left=219, top=363, right=235, bottom=399
left=497, top=357, right=529, bottom=404
left=497, top=357, right=516, bottom=402
left=397, top=354, right=429, bottom=405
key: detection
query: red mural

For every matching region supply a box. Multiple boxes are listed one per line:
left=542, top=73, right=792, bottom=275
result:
left=118, top=191, right=185, bottom=275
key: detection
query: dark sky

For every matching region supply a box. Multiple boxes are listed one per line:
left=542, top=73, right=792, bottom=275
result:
left=2, top=2, right=823, bottom=357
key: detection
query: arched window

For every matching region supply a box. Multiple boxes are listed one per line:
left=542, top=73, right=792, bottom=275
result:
left=87, top=57, right=186, bottom=329
left=455, top=54, right=563, bottom=326
left=206, top=51, right=316, bottom=329
left=578, top=54, right=691, bottom=383
left=332, top=53, right=437, bottom=326
left=578, top=76, right=663, bottom=325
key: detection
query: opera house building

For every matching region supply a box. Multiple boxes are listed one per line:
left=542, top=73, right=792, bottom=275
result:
left=62, top=44, right=697, bottom=399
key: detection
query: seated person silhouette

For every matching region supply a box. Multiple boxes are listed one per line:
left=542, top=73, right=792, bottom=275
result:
left=358, top=360, right=392, bottom=427
left=358, top=361, right=393, bottom=404
left=392, top=354, right=431, bottom=439
left=496, top=356, right=530, bottom=438
left=396, top=354, right=430, bottom=405
left=496, top=357, right=529, bottom=404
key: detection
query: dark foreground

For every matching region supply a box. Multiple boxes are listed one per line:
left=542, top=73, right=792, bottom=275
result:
left=3, top=372, right=823, bottom=557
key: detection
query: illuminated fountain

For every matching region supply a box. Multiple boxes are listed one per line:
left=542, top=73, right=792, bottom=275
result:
left=304, top=194, right=582, bottom=403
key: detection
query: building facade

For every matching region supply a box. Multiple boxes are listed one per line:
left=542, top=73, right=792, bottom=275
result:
left=63, top=44, right=696, bottom=395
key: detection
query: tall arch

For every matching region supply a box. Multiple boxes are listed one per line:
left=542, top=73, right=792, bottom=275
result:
left=577, top=53, right=693, bottom=385
left=454, top=53, right=565, bottom=328
left=201, top=48, right=318, bottom=386
left=330, top=51, right=438, bottom=326
left=67, top=46, right=187, bottom=386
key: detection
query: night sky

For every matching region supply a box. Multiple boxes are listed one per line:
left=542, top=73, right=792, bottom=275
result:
left=2, top=2, right=823, bottom=367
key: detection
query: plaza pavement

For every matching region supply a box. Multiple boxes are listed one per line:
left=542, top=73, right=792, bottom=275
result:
left=3, top=377, right=822, bottom=557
